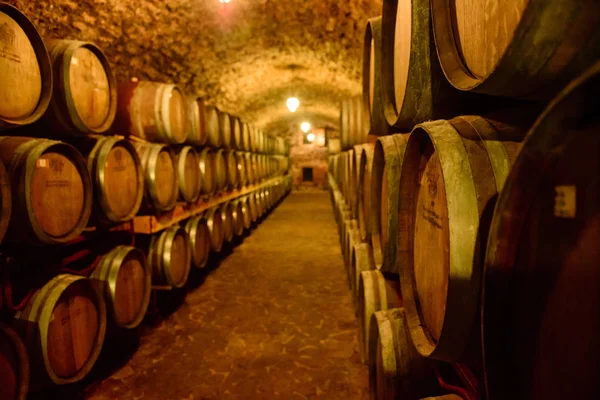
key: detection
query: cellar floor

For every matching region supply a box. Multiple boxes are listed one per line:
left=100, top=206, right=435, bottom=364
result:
left=84, top=190, right=368, bottom=399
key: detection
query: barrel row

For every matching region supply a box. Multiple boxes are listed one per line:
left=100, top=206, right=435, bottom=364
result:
left=3, top=176, right=292, bottom=396
left=0, top=4, right=290, bottom=156
left=330, top=60, right=600, bottom=399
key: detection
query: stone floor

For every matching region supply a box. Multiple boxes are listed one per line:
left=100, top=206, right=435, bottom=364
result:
left=83, top=191, right=368, bottom=400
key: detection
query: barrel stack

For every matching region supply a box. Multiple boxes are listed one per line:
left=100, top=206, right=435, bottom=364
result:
left=329, top=1, right=600, bottom=399
left=0, top=3, right=292, bottom=397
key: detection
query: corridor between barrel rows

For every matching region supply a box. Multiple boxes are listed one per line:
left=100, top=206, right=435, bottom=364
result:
left=86, top=190, right=368, bottom=399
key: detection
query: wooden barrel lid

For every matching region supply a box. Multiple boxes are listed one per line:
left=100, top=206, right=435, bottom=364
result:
left=168, top=87, right=187, bottom=144
left=185, top=215, right=210, bottom=269
left=218, top=110, right=231, bottom=148
left=177, top=146, right=200, bottom=202
left=167, top=229, right=189, bottom=286
left=220, top=202, right=234, bottom=242
left=206, top=207, right=224, bottom=252
left=153, top=147, right=177, bottom=208
left=198, top=148, right=215, bottom=195
left=0, top=7, right=42, bottom=121
left=99, top=139, right=143, bottom=221
left=68, top=46, right=111, bottom=130
left=113, top=251, right=148, bottom=326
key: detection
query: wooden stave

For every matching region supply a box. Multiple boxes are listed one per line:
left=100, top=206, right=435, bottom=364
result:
left=219, top=201, right=235, bottom=243
left=368, top=307, right=432, bottom=400
left=186, top=96, right=208, bottom=146
left=235, top=151, right=248, bottom=187
left=0, top=137, right=92, bottom=245
left=198, top=147, right=216, bottom=196
left=218, top=110, right=232, bottom=149
left=348, top=96, right=369, bottom=146
left=231, top=199, right=245, bottom=236
left=363, top=17, right=391, bottom=136
left=351, top=242, right=376, bottom=314
left=358, top=144, right=375, bottom=243
left=246, top=193, right=258, bottom=223
left=83, top=136, right=143, bottom=224
left=213, top=149, right=228, bottom=192
left=90, top=245, right=151, bottom=329
left=0, top=323, right=30, bottom=400
left=116, top=81, right=188, bottom=145
left=0, top=4, right=53, bottom=130
left=351, top=144, right=366, bottom=219
left=133, top=142, right=178, bottom=212
left=370, top=134, right=409, bottom=272
left=224, top=149, right=239, bottom=189
left=148, top=225, right=191, bottom=288
left=205, top=207, right=224, bottom=252
left=482, top=63, right=600, bottom=400
left=184, top=214, right=211, bottom=269
left=175, top=146, right=201, bottom=203
left=43, top=40, right=117, bottom=135
left=13, top=274, right=107, bottom=385
left=430, top=0, right=600, bottom=99
left=358, top=270, right=402, bottom=364
left=397, top=117, right=522, bottom=362
left=203, top=105, right=221, bottom=148
left=230, top=115, right=243, bottom=150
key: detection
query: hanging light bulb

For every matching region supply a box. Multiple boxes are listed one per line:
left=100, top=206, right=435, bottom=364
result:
left=286, top=97, right=300, bottom=112
left=300, top=122, right=311, bottom=133
left=307, top=133, right=316, bottom=142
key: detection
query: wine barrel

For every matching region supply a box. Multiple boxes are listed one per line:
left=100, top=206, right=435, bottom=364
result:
left=244, top=152, right=255, bottom=185
left=363, top=17, right=391, bottom=136
left=343, top=149, right=355, bottom=205
left=133, top=142, right=178, bottom=212
left=239, top=197, right=252, bottom=230
left=204, top=105, right=221, bottom=147
left=340, top=99, right=351, bottom=150
left=0, top=159, right=10, bottom=244
left=231, top=199, right=245, bottom=236
left=0, top=324, right=29, bottom=400
left=381, top=0, right=472, bottom=130
left=43, top=40, right=116, bottom=135
left=213, top=149, right=228, bottom=192
left=175, top=146, right=201, bottom=203
left=397, top=116, right=523, bottom=362
left=205, top=207, right=224, bottom=252
left=220, top=201, right=234, bottom=243
left=90, top=245, right=151, bottom=329
left=368, top=308, right=432, bottom=399
left=82, top=136, right=143, bottom=224
left=186, top=96, right=208, bottom=146
left=116, top=81, right=187, bottom=144
left=240, top=122, right=250, bottom=151
left=184, top=214, right=211, bottom=269
left=350, top=144, right=367, bottom=219
left=247, top=193, right=258, bottom=223
left=230, top=116, right=242, bottom=149
left=198, top=147, right=216, bottom=195
left=358, top=144, right=375, bottom=243
left=343, top=219, right=359, bottom=272
left=218, top=110, right=232, bottom=149
left=235, top=151, right=248, bottom=186
left=224, top=149, right=239, bottom=189
left=357, top=270, right=402, bottom=363
left=431, top=0, right=600, bottom=99
left=148, top=226, right=191, bottom=288
left=370, top=134, right=409, bottom=272
left=14, top=274, right=106, bottom=385
left=0, top=137, right=92, bottom=245
left=350, top=242, right=375, bottom=313
left=482, top=63, right=600, bottom=400
left=0, top=4, right=52, bottom=130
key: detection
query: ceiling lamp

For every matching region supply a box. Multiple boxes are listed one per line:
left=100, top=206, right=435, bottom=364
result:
left=307, top=133, right=315, bottom=142
left=286, top=97, right=300, bottom=112
left=300, top=122, right=311, bottom=133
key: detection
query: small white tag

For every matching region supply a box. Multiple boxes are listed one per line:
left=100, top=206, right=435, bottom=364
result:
left=36, top=159, right=48, bottom=168
left=554, top=185, right=576, bottom=218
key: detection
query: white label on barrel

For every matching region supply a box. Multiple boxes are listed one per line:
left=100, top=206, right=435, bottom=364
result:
left=554, top=185, right=576, bottom=218
left=37, top=159, right=48, bottom=168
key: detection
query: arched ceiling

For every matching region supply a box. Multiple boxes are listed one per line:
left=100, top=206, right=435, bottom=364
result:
left=8, top=0, right=382, bottom=139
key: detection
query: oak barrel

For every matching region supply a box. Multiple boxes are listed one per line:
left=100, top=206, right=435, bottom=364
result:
left=0, top=3, right=52, bottom=130
left=431, top=0, right=600, bottom=99
left=244, top=152, right=255, bottom=185
left=370, top=134, right=409, bottom=272
left=176, top=146, right=201, bottom=203
left=204, top=105, right=221, bottom=147
left=368, top=308, right=432, bottom=399
left=148, top=226, right=191, bottom=288
left=82, top=136, right=143, bottom=224
left=213, top=149, right=228, bottom=192
left=205, top=207, right=224, bottom=252
left=198, top=147, right=216, bottom=195
left=0, top=137, right=92, bottom=244
left=230, top=116, right=242, bottom=149
left=358, top=270, right=402, bottom=363
left=184, top=214, right=211, bottom=269
left=482, top=62, right=600, bottom=400
left=224, top=149, right=239, bottom=189
left=247, top=193, right=258, bottom=223
left=116, top=81, right=188, bottom=144
left=397, top=116, right=523, bottom=362
left=186, top=96, right=208, bottom=146
left=350, top=242, right=375, bottom=312
left=90, top=245, right=151, bottom=329
left=235, top=151, right=248, bottom=186
left=241, top=123, right=251, bottom=151
left=218, top=110, right=232, bottom=149
left=220, top=201, right=234, bottom=243
left=133, top=142, right=178, bottom=212
left=0, top=323, right=29, bottom=400
left=236, top=197, right=252, bottom=230
left=43, top=40, right=116, bottom=135
left=231, top=199, right=245, bottom=236
left=358, top=144, right=375, bottom=243
left=363, top=17, right=391, bottom=136
left=14, top=274, right=106, bottom=385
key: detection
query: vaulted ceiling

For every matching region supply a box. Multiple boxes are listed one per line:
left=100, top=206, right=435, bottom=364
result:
left=8, top=0, right=382, bottom=139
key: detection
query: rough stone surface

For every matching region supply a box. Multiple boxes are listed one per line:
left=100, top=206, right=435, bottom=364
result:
left=79, top=192, right=368, bottom=399
left=6, top=0, right=382, bottom=139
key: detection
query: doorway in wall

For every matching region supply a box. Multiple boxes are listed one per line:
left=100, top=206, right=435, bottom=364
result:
left=302, top=167, right=313, bottom=182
